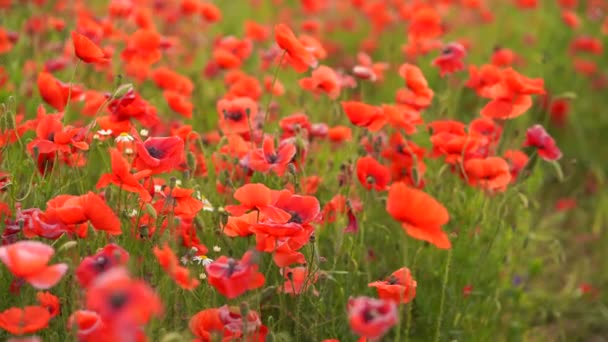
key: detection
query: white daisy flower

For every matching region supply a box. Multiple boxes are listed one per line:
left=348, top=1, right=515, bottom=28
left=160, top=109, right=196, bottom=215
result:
left=98, top=129, right=113, bottom=136
left=115, top=132, right=134, bottom=143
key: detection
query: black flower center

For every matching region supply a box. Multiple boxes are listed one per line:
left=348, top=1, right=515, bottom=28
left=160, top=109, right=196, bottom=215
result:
left=94, top=256, right=109, bottom=272
left=224, top=110, right=243, bottom=122
left=146, top=146, right=164, bottom=158
left=109, top=292, right=128, bottom=310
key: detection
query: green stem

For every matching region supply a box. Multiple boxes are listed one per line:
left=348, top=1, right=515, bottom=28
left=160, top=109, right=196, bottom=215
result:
left=435, top=249, right=453, bottom=342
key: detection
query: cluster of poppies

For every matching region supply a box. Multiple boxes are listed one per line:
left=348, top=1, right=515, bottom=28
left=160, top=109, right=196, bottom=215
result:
left=0, top=0, right=598, bottom=340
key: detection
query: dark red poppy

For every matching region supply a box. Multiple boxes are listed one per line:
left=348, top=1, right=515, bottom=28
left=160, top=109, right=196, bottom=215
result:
left=205, top=250, right=265, bottom=299
left=76, top=243, right=129, bottom=288
left=347, top=296, right=398, bottom=339
left=85, top=267, right=162, bottom=327
left=134, top=136, right=185, bottom=174
left=248, top=136, right=297, bottom=176
left=523, top=124, right=562, bottom=161
left=432, top=42, right=466, bottom=76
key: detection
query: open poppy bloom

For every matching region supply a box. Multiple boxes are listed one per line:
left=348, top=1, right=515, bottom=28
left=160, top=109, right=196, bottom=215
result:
left=342, top=101, right=386, bottom=131
left=356, top=156, right=391, bottom=191
left=432, top=42, right=467, bottom=76
left=36, top=291, right=60, bottom=317
left=396, top=64, right=434, bottom=110
left=154, top=186, right=205, bottom=219
left=347, top=296, right=398, bottom=340
left=247, top=136, right=297, bottom=176
left=153, top=244, right=200, bottom=290
left=216, top=97, right=257, bottom=135
left=72, top=31, right=108, bottom=64
left=0, top=241, right=68, bottom=289
left=523, top=124, right=562, bottom=161
left=299, top=65, right=342, bottom=99
left=44, top=192, right=121, bottom=236
left=0, top=306, right=51, bottom=335
left=37, top=71, right=83, bottom=112
left=387, top=182, right=451, bottom=249
left=225, top=183, right=291, bottom=223
left=480, top=68, right=545, bottom=120
left=134, top=136, right=185, bottom=174
left=464, top=157, right=512, bottom=192
left=189, top=305, right=268, bottom=342
left=369, top=267, right=417, bottom=304
left=76, top=243, right=130, bottom=288
left=96, top=148, right=152, bottom=202
left=274, top=24, right=317, bottom=72
left=205, top=250, right=265, bottom=299
left=85, top=267, right=162, bottom=327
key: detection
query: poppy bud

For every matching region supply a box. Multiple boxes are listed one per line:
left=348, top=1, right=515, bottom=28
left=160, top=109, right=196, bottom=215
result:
left=112, top=83, right=133, bottom=99
left=145, top=203, right=157, bottom=219
left=169, top=176, right=177, bottom=189
left=287, top=163, right=297, bottom=176
left=104, top=186, right=112, bottom=203
left=186, top=151, right=197, bottom=172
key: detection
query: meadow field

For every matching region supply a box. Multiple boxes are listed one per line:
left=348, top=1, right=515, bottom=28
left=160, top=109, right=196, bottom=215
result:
left=0, top=0, right=606, bottom=341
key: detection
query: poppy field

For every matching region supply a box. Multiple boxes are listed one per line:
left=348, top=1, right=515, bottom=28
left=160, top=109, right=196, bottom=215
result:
left=0, top=0, right=607, bottom=341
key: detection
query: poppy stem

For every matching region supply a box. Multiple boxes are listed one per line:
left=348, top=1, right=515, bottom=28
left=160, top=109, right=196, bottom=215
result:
left=434, top=248, right=452, bottom=342
left=260, top=51, right=286, bottom=139
left=62, top=59, right=80, bottom=123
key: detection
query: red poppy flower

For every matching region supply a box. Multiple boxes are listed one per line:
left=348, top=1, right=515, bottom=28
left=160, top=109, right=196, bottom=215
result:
left=368, top=267, right=417, bottom=304
left=37, top=71, right=83, bottom=112
left=36, top=291, right=60, bottom=317
left=408, top=7, right=442, bottom=40
left=342, top=101, right=386, bottom=131
left=280, top=266, right=318, bottom=295
left=248, top=136, right=297, bottom=176
left=480, top=68, right=545, bottom=120
left=356, top=156, right=390, bottom=191
left=0, top=306, right=51, bottom=335
left=76, top=243, right=130, bottom=288
left=225, top=183, right=291, bottom=223
left=151, top=67, right=194, bottom=96
left=464, top=157, right=512, bottom=192
left=154, top=244, right=200, bottom=290
left=189, top=305, right=268, bottom=342
left=97, top=148, right=152, bottom=202
left=0, top=241, right=68, bottom=289
left=105, top=90, right=160, bottom=129
left=86, top=267, right=162, bottom=326
left=72, top=31, right=108, bottom=64
left=44, top=192, right=121, bottom=236
left=299, top=65, right=342, bottom=99
left=432, top=42, right=466, bottom=76
left=27, top=114, right=88, bottom=157
left=274, top=24, right=317, bottom=72
left=523, top=124, right=562, bottom=161
left=217, top=97, right=257, bottom=135
left=387, top=183, right=451, bottom=249
left=222, top=212, right=258, bottom=238
left=134, top=136, right=185, bottom=174
left=154, top=186, right=205, bottom=218
left=347, top=296, right=398, bottom=339
left=205, top=250, right=265, bottom=299
left=396, top=64, right=434, bottom=110
left=504, top=149, right=529, bottom=182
